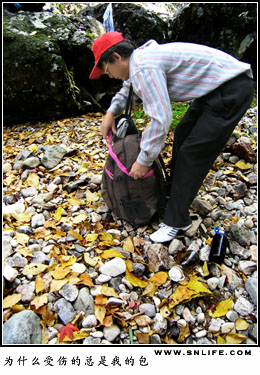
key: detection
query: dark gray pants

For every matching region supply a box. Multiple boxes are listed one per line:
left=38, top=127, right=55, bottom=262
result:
left=164, top=73, right=254, bottom=228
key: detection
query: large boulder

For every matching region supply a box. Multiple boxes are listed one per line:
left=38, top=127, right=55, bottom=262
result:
left=3, top=10, right=112, bottom=125
left=78, top=3, right=169, bottom=47
left=168, top=3, right=257, bottom=78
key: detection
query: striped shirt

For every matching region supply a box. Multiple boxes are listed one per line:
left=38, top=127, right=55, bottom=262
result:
left=108, top=40, right=253, bottom=166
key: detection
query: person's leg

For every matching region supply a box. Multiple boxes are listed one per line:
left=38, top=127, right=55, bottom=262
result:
left=151, top=74, right=254, bottom=242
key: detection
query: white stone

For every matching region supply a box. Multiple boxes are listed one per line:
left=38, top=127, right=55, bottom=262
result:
left=183, top=307, right=196, bottom=324
left=169, top=265, right=185, bottom=282
left=196, top=312, right=205, bottom=324
left=152, top=313, right=168, bottom=335
left=177, top=319, right=187, bottom=328
left=70, top=262, right=87, bottom=274
left=207, top=277, right=219, bottom=290
left=221, top=322, right=235, bottom=333
left=3, top=264, right=18, bottom=282
left=82, top=314, right=97, bottom=328
left=234, top=297, right=254, bottom=316
left=96, top=274, right=112, bottom=283
left=195, top=329, right=207, bottom=338
left=31, top=213, right=45, bottom=228
left=103, top=324, right=121, bottom=342
left=99, top=257, right=126, bottom=277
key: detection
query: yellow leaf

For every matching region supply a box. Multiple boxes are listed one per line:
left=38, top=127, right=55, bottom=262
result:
left=30, top=295, right=48, bottom=310
left=27, top=143, right=37, bottom=150
left=202, top=261, right=209, bottom=276
left=235, top=160, right=253, bottom=170
left=217, top=335, right=226, bottom=344
left=78, top=273, right=94, bottom=287
left=84, top=254, right=99, bottom=267
left=22, top=263, right=48, bottom=276
left=160, top=304, right=172, bottom=318
left=178, top=324, right=190, bottom=343
left=142, top=282, right=158, bottom=297
left=95, top=305, right=106, bottom=324
left=16, top=232, right=30, bottom=245
left=26, top=173, right=39, bottom=188
left=98, top=232, right=114, bottom=242
left=59, top=254, right=77, bottom=267
left=101, top=285, right=119, bottom=298
left=3, top=293, right=22, bottom=308
left=95, top=295, right=108, bottom=305
left=186, top=276, right=212, bottom=294
left=86, top=190, right=99, bottom=202
left=225, top=332, right=247, bottom=344
left=72, top=213, right=88, bottom=224
left=54, top=206, right=63, bottom=221
left=68, top=197, right=85, bottom=206
left=68, top=230, right=83, bottom=241
left=235, top=317, right=250, bottom=331
left=101, top=249, right=125, bottom=259
left=148, top=271, right=168, bottom=285
left=49, top=279, right=68, bottom=293
left=18, top=247, right=33, bottom=257
left=125, top=268, right=147, bottom=288
left=123, top=237, right=134, bottom=253
left=50, top=266, right=71, bottom=280
left=212, top=299, right=233, bottom=318
left=10, top=212, right=34, bottom=223
left=136, top=332, right=150, bottom=344
left=35, top=274, right=45, bottom=293
left=168, top=285, right=197, bottom=309
left=85, top=233, right=99, bottom=244
left=126, top=259, right=134, bottom=272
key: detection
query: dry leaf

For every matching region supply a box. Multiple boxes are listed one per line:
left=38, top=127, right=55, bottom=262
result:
left=15, top=232, right=30, bottom=245
left=68, top=230, right=83, bottom=241
left=49, top=279, right=68, bottom=293
left=50, top=265, right=71, bottom=280
left=72, top=213, right=88, bottom=224
left=59, top=254, right=77, bottom=267
left=35, top=274, right=45, bottom=293
left=136, top=332, right=150, bottom=344
left=235, top=160, right=252, bottom=170
left=101, top=285, right=119, bottom=298
left=68, top=197, right=85, bottom=206
left=84, top=253, right=99, bottom=267
left=22, top=263, right=48, bottom=276
left=135, top=315, right=153, bottom=327
left=142, top=282, right=158, bottom=297
left=3, top=293, right=22, bottom=308
left=123, top=237, right=135, bottom=253
left=26, top=173, right=39, bottom=188
left=77, top=273, right=94, bottom=287
left=95, top=295, right=108, bottom=305
left=202, top=261, right=209, bottom=276
left=95, top=305, right=106, bottom=324
left=101, top=249, right=125, bottom=259
left=168, top=285, right=197, bottom=309
left=211, top=299, right=233, bottom=318
left=235, top=317, right=250, bottom=331
left=54, top=206, right=63, bottom=221
left=125, top=268, right=147, bottom=288
left=186, top=275, right=212, bottom=294
left=103, top=315, right=113, bottom=327
left=30, top=295, right=48, bottom=310
left=86, top=190, right=99, bottom=202
left=225, top=332, right=247, bottom=344
left=178, top=324, right=190, bottom=343
left=148, top=271, right=168, bottom=285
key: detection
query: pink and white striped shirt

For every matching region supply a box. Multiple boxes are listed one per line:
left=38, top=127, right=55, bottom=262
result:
left=108, top=40, right=253, bottom=166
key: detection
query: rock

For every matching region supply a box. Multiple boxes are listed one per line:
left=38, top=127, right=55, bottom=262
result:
left=41, top=145, right=74, bottom=169
left=191, top=198, right=212, bottom=216
left=185, top=215, right=202, bottom=236
left=82, top=314, right=97, bottom=328
left=103, top=324, right=121, bottom=342
left=207, top=277, right=219, bottom=290
left=238, top=260, right=257, bottom=275
left=73, top=287, right=94, bottom=316
left=66, top=176, right=90, bottom=193
left=234, top=296, right=254, bottom=316
left=183, top=307, right=196, bottom=324
left=53, top=298, right=76, bottom=325
left=245, top=278, right=257, bottom=305
left=3, top=264, right=18, bottom=282
left=3, top=310, right=42, bottom=344
left=232, top=142, right=256, bottom=163
left=59, top=284, right=79, bottom=302
left=139, top=303, right=156, bottom=318
left=99, top=257, right=126, bottom=277
left=221, top=322, right=235, bottom=333
left=31, top=213, right=45, bottom=228
left=16, top=284, right=35, bottom=302
left=152, top=313, right=168, bottom=335
left=168, top=238, right=184, bottom=255
left=229, top=224, right=252, bottom=247
left=144, top=243, right=170, bottom=272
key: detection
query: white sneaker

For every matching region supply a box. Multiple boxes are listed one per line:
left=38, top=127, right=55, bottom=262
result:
left=150, top=223, right=191, bottom=243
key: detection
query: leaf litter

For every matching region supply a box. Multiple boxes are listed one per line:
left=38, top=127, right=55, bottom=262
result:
left=3, top=108, right=257, bottom=345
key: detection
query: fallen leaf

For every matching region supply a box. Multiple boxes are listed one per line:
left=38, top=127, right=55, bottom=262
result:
left=186, top=276, right=212, bottom=294
left=148, top=271, right=168, bottom=285
left=95, top=305, right=106, bottom=324
left=68, top=230, right=83, bottom=241
left=211, top=299, right=233, bottom=318
left=15, top=232, right=30, bottom=245
left=101, top=285, right=118, bottom=298
left=35, top=274, right=45, bottom=293
left=178, top=324, right=190, bottom=343
left=22, top=263, right=48, bottom=276
left=95, top=295, right=108, bottom=305
left=26, top=173, right=39, bottom=188
left=86, top=189, right=99, bottom=202
left=225, top=332, right=247, bottom=344
left=50, top=265, right=71, bottom=280
left=72, top=213, right=88, bottom=224
left=136, top=332, right=150, bottom=344
left=59, top=254, right=77, bottom=267
left=101, top=249, right=125, bottom=259
left=235, top=317, right=250, bottom=331
left=125, top=268, right=147, bottom=288
left=123, top=236, right=135, bottom=253
left=134, top=315, right=153, bottom=327
left=84, top=253, right=99, bottom=267
left=235, top=160, right=252, bottom=170
left=30, top=294, right=48, bottom=310
left=168, top=285, right=197, bottom=309
left=202, top=261, right=209, bottom=277
left=59, top=323, right=79, bottom=342
left=3, top=293, right=22, bottom=308
left=142, top=282, right=158, bottom=297
left=54, top=206, right=63, bottom=221
left=49, top=279, right=68, bottom=293
left=77, top=273, right=94, bottom=287
left=68, top=197, right=85, bottom=206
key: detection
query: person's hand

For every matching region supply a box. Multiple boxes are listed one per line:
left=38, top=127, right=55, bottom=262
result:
left=100, top=111, right=116, bottom=139
left=129, top=161, right=150, bottom=180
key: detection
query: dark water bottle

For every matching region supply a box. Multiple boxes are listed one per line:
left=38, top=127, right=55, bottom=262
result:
left=179, top=250, right=200, bottom=269
left=209, top=227, right=228, bottom=264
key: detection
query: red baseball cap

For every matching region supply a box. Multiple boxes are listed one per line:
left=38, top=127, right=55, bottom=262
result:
left=89, top=31, right=126, bottom=79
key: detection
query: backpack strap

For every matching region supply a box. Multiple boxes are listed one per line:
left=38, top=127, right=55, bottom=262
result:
left=107, top=131, right=154, bottom=179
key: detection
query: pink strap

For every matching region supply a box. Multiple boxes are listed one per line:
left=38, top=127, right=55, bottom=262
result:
left=107, top=131, right=154, bottom=179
